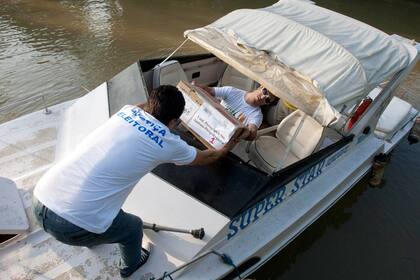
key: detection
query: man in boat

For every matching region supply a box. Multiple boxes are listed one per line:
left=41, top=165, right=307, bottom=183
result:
left=194, top=82, right=277, bottom=140
left=32, top=85, right=237, bottom=278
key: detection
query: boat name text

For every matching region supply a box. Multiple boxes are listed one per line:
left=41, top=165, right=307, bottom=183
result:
left=227, top=186, right=286, bottom=239
left=226, top=144, right=349, bottom=240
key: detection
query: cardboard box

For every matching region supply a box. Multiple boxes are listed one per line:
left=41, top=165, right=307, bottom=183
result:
left=177, top=81, right=244, bottom=149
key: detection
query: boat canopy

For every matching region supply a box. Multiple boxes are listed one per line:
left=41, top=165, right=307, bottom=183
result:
left=184, top=0, right=417, bottom=127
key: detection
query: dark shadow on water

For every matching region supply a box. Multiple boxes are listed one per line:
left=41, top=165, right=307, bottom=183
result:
left=251, top=176, right=371, bottom=279
left=252, top=141, right=420, bottom=280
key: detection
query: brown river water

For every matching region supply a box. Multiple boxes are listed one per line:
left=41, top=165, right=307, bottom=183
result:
left=1, top=0, right=419, bottom=279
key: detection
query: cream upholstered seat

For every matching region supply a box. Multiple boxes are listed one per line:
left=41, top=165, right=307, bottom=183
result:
left=249, top=110, right=324, bottom=174
left=219, top=65, right=257, bottom=92
left=153, top=60, right=188, bottom=88
left=375, top=96, right=414, bottom=140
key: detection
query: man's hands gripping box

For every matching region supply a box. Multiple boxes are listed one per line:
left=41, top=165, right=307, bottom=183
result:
left=177, top=80, right=244, bottom=149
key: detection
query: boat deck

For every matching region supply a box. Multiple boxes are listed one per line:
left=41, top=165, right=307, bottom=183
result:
left=0, top=103, right=228, bottom=280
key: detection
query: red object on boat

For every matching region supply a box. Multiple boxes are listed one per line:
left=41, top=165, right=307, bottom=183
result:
left=347, top=98, right=373, bottom=130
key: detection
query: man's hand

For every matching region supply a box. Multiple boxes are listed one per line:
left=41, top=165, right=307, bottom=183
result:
left=190, top=136, right=239, bottom=165
left=246, top=124, right=258, bottom=141
left=223, top=135, right=240, bottom=153
left=237, top=124, right=258, bottom=141
left=237, top=127, right=250, bottom=140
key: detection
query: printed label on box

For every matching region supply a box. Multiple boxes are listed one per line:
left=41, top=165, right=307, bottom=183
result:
left=178, top=81, right=241, bottom=149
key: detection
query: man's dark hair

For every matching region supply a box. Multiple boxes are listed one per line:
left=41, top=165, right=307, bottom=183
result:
left=145, top=85, right=185, bottom=125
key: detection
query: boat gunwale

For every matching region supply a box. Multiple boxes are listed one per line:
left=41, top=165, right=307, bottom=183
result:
left=235, top=133, right=355, bottom=216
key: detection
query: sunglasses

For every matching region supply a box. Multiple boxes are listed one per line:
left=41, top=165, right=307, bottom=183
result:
left=262, top=88, right=273, bottom=104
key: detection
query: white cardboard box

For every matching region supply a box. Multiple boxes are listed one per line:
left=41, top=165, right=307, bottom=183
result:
left=178, top=81, right=243, bottom=149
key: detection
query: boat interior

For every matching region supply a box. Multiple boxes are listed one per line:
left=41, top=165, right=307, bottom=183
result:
left=136, top=52, right=417, bottom=221
left=114, top=54, right=344, bottom=214
left=140, top=54, right=345, bottom=172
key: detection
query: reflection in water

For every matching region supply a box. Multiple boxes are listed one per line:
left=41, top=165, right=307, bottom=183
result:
left=0, top=0, right=129, bottom=122
left=82, top=0, right=115, bottom=47
left=0, top=0, right=274, bottom=123
left=0, top=8, right=81, bottom=120
left=1, top=0, right=419, bottom=123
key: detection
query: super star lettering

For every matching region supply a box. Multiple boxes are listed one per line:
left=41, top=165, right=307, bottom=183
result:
left=227, top=186, right=286, bottom=240
left=117, top=108, right=166, bottom=148
left=226, top=144, right=351, bottom=240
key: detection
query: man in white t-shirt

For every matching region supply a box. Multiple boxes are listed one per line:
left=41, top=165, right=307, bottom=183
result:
left=194, top=83, right=277, bottom=140
left=32, top=85, right=236, bottom=278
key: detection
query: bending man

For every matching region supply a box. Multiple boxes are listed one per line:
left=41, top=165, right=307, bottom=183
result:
left=32, top=85, right=236, bottom=278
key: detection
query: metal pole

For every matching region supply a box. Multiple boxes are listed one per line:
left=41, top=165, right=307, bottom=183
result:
left=41, top=95, right=51, bottom=115
left=143, top=222, right=205, bottom=239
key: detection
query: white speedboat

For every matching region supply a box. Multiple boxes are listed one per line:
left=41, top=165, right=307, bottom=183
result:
left=1, top=0, right=419, bottom=279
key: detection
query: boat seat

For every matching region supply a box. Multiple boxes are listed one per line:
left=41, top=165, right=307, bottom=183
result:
left=264, top=99, right=297, bottom=126
left=249, top=110, right=324, bottom=173
left=152, top=60, right=188, bottom=88
left=218, top=65, right=257, bottom=92
left=375, top=96, right=414, bottom=140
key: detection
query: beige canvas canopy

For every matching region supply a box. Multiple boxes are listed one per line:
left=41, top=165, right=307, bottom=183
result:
left=184, top=0, right=416, bottom=127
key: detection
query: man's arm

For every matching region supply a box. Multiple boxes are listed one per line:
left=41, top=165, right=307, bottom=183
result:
left=192, top=81, right=215, bottom=97
left=246, top=124, right=258, bottom=141
left=236, top=124, right=258, bottom=141
left=190, top=137, right=237, bottom=165
left=190, top=148, right=228, bottom=165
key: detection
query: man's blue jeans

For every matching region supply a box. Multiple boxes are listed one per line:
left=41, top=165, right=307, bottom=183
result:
left=32, top=197, right=143, bottom=272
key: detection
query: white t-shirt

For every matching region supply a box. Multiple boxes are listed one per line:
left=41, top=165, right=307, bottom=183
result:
left=214, top=86, right=263, bottom=127
left=34, top=105, right=197, bottom=234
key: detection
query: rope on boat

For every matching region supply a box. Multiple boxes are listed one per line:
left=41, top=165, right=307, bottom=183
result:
left=212, top=250, right=243, bottom=280
left=150, top=250, right=242, bottom=280
left=158, top=38, right=189, bottom=66
left=162, top=272, right=173, bottom=280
